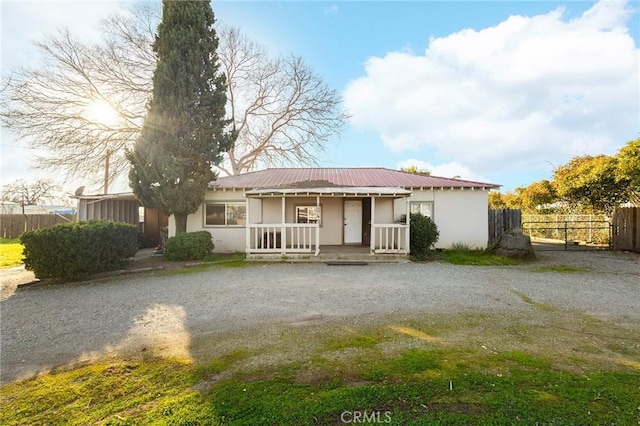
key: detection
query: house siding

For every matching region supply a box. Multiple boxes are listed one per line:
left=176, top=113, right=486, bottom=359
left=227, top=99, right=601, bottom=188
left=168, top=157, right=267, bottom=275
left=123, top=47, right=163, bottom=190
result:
left=409, top=188, right=489, bottom=249
left=169, top=190, right=247, bottom=252
left=171, top=185, right=491, bottom=253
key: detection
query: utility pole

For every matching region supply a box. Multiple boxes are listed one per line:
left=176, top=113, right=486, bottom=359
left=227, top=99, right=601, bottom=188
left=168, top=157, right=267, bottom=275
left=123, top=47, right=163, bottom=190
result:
left=104, top=149, right=110, bottom=195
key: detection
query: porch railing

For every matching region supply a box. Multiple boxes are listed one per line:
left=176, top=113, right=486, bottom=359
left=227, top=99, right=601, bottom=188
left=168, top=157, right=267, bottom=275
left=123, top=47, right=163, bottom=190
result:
left=247, top=223, right=319, bottom=255
left=372, top=223, right=409, bottom=254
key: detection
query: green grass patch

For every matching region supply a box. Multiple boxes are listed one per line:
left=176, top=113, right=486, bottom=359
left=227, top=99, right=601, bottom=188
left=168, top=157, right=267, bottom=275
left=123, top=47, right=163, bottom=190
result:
left=0, top=242, right=24, bottom=268
left=160, top=255, right=247, bottom=276
left=0, top=359, right=217, bottom=425
left=3, top=313, right=639, bottom=425
left=442, top=250, right=523, bottom=266
left=0, top=237, right=20, bottom=244
left=510, top=290, right=556, bottom=312
left=389, top=348, right=442, bottom=374
left=201, top=252, right=246, bottom=263
left=197, top=349, right=249, bottom=375
left=531, top=265, right=590, bottom=273
left=323, top=333, right=383, bottom=351
left=4, top=350, right=637, bottom=425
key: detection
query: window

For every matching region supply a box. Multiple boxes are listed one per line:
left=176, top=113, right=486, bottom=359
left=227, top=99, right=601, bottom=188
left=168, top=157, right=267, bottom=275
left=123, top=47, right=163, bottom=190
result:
left=410, top=201, right=433, bottom=218
left=296, top=206, right=321, bottom=225
left=205, top=202, right=246, bottom=226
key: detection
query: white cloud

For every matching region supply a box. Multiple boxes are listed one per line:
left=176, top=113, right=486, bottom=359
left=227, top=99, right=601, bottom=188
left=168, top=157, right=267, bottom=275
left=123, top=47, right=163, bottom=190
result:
left=324, top=4, right=338, bottom=16
left=396, top=159, right=489, bottom=182
left=345, top=0, right=639, bottom=175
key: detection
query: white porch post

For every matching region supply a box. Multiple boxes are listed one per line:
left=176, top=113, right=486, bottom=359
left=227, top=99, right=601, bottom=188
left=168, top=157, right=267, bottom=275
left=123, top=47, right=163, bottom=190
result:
left=315, top=195, right=320, bottom=256
left=370, top=196, right=376, bottom=253
left=405, top=197, right=411, bottom=254
left=245, top=196, right=251, bottom=254
left=281, top=195, right=286, bottom=255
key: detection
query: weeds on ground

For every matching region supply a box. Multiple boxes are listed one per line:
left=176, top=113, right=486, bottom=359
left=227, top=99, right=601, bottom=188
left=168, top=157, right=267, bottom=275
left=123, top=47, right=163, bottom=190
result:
left=160, top=254, right=247, bottom=276
left=531, top=265, right=589, bottom=273
left=442, top=249, right=523, bottom=266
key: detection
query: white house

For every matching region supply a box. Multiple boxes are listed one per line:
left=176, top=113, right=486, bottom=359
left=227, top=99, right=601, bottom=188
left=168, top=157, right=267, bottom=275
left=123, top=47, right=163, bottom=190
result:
left=169, top=168, right=500, bottom=258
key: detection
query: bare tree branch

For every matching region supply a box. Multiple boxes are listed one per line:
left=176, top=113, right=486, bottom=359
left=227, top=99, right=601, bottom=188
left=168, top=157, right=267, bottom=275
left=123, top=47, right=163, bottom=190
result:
left=1, top=4, right=348, bottom=188
left=1, top=179, right=60, bottom=206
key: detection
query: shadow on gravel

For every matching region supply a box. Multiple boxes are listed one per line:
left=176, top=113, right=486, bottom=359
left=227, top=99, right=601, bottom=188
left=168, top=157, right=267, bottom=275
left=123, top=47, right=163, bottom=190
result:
left=2, top=249, right=639, bottom=385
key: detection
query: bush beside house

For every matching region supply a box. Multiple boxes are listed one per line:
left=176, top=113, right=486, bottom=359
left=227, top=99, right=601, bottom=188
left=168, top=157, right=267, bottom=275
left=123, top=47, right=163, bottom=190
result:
left=20, top=221, right=138, bottom=279
left=409, top=213, right=440, bottom=260
left=164, top=231, right=214, bottom=261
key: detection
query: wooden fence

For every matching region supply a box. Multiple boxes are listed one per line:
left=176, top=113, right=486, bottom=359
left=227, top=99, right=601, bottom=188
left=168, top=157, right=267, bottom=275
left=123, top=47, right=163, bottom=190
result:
left=612, top=207, right=639, bottom=253
left=488, top=209, right=522, bottom=246
left=0, top=214, right=76, bottom=239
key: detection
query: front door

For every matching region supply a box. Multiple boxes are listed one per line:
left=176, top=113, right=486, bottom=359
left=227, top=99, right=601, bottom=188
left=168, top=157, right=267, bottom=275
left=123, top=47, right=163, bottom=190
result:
left=344, top=200, right=362, bottom=244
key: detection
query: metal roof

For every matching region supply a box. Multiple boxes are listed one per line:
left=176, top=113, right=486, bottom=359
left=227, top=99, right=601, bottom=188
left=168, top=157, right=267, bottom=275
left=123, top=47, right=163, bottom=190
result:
left=245, top=187, right=412, bottom=197
left=211, top=168, right=500, bottom=190
left=74, top=192, right=139, bottom=201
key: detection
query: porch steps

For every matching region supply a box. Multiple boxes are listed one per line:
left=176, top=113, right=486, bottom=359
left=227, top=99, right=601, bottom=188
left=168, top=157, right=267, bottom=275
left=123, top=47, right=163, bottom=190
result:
left=325, top=260, right=368, bottom=266
left=246, top=253, right=409, bottom=263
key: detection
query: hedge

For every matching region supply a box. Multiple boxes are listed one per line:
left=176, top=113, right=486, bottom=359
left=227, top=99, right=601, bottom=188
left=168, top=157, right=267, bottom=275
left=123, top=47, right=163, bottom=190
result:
left=163, top=231, right=214, bottom=261
left=409, top=213, right=440, bottom=260
left=20, top=221, right=138, bottom=279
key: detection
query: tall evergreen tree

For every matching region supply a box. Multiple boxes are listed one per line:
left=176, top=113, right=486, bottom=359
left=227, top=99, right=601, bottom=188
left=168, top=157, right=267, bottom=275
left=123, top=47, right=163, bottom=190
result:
left=127, top=0, right=231, bottom=234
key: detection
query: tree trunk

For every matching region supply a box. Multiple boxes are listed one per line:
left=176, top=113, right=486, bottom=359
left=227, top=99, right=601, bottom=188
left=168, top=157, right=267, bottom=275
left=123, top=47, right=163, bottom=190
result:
left=174, top=213, right=188, bottom=235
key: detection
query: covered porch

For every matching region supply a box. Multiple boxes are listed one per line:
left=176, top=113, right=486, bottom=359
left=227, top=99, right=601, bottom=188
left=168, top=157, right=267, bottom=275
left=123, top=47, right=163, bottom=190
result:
left=244, top=187, right=411, bottom=258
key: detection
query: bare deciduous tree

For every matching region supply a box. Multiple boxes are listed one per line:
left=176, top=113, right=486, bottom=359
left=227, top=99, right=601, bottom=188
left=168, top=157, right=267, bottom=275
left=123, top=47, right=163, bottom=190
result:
left=218, top=26, right=348, bottom=175
left=1, top=3, right=347, bottom=188
left=1, top=179, right=60, bottom=206
left=0, top=3, right=157, bottom=187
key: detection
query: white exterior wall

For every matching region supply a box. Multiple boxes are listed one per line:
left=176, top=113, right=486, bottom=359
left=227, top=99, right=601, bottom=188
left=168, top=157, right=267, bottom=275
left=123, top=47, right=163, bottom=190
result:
left=168, top=189, right=247, bottom=253
left=408, top=188, right=490, bottom=249
left=263, top=196, right=342, bottom=245
left=176, top=187, right=490, bottom=252
left=374, top=198, right=394, bottom=223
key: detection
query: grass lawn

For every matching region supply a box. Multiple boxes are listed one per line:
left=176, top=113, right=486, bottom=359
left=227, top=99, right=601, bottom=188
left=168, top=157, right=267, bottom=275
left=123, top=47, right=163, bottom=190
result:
left=441, top=249, right=524, bottom=266
left=2, top=311, right=638, bottom=425
left=0, top=238, right=24, bottom=268
left=160, top=252, right=247, bottom=276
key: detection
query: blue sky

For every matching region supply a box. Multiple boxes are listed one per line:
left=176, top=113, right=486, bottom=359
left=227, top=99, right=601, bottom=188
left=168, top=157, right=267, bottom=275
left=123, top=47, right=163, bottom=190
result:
left=1, top=0, right=639, bottom=193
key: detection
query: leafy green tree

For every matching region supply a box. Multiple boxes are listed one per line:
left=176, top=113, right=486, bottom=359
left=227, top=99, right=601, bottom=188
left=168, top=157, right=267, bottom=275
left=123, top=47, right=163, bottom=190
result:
left=400, top=165, right=431, bottom=176
left=127, top=0, right=231, bottom=234
left=514, top=179, right=557, bottom=213
left=553, top=155, right=630, bottom=214
left=488, top=191, right=507, bottom=209
left=616, top=138, right=640, bottom=194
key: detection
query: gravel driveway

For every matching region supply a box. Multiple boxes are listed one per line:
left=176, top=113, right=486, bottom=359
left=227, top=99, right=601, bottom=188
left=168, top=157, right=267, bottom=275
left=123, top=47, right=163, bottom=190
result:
left=1, top=250, right=638, bottom=384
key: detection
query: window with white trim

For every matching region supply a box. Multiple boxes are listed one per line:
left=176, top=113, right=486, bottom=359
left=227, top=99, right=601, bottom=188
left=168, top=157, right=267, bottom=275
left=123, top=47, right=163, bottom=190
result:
left=295, top=205, right=321, bottom=225
left=204, top=202, right=246, bottom=226
left=410, top=201, right=433, bottom=218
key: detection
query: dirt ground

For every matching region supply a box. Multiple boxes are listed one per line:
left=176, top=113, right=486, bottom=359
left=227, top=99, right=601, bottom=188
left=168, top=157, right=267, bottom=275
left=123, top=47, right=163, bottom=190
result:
left=1, top=247, right=638, bottom=384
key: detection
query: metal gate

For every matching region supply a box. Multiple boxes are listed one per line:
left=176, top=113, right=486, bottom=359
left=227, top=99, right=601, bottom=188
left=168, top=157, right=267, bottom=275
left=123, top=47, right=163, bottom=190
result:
left=521, top=219, right=612, bottom=251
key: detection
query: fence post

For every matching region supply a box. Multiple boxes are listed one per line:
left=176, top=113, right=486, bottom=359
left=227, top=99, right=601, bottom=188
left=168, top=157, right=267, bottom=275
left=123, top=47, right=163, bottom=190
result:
left=634, top=207, right=638, bottom=252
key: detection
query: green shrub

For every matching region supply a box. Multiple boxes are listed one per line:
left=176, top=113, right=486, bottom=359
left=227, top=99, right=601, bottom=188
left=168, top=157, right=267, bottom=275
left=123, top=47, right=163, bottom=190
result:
left=410, top=213, right=439, bottom=260
left=20, top=221, right=138, bottom=279
left=164, top=231, right=214, bottom=261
